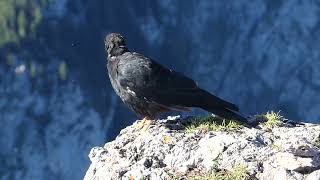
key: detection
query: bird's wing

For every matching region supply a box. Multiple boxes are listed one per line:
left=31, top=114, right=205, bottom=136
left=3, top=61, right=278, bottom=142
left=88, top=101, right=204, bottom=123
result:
left=117, top=52, right=238, bottom=111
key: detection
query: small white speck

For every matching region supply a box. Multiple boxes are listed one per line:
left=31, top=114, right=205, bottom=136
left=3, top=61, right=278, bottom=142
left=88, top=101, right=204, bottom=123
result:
left=15, top=64, right=26, bottom=74
left=167, top=115, right=180, bottom=120
left=126, top=87, right=136, bottom=96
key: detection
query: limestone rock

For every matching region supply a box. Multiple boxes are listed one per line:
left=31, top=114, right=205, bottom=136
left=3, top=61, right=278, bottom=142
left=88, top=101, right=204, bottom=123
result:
left=84, top=116, right=320, bottom=180
left=306, top=169, right=320, bottom=180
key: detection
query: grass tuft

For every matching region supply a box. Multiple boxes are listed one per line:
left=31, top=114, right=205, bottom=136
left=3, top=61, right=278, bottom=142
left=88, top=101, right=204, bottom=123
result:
left=262, top=111, right=284, bottom=128
left=314, top=135, right=320, bottom=149
left=270, top=143, right=282, bottom=151
left=189, top=165, right=250, bottom=180
left=58, top=61, right=68, bottom=80
left=184, top=115, right=242, bottom=133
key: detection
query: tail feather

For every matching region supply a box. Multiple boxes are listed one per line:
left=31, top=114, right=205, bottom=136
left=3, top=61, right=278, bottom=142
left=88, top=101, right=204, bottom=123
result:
left=200, top=95, right=250, bottom=124
left=199, top=89, right=239, bottom=112
left=200, top=105, right=251, bottom=126
left=210, top=108, right=249, bottom=123
left=193, top=88, right=250, bottom=124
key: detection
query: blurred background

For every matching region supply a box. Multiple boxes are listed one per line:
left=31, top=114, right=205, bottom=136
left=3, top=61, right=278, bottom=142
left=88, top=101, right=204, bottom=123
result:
left=1, top=0, right=320, bottom=179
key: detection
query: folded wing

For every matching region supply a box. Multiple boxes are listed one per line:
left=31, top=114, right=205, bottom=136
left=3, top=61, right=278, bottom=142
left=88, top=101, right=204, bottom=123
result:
left=117, top=52, right=239, bottom=112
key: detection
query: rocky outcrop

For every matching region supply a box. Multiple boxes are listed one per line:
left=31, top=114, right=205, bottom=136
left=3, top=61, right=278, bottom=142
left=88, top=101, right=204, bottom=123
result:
left=84, top=116, right=320, bottom=180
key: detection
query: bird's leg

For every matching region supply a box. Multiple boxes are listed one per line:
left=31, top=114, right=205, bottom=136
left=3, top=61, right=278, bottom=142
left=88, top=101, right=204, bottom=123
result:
left=136, top=117, right=147, bottom=129
left=135, top=116, right=153, bottom=132
left=141, top=118, right=153, bottom=132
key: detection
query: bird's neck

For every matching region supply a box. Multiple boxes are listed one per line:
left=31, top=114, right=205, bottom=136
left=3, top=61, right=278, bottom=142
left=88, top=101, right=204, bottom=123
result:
left=109, top=46, right=129, bottom=57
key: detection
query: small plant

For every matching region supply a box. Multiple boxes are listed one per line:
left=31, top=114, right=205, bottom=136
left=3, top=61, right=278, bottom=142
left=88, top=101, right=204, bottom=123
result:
left=6, top=54, right=14, bottom=65
left=58, top=61, right=68, bottom=80
left=184, top=115, right=242, bottom=132
left=29, top=62, right=37, bottom=78
left=270, top=143, right=282, bottom=151
left=163, top=136, right=172, bottom=144
left=263, top=111, right=284, bottom=128
left=314, top=135, right=320, bottom=149
left=189, top=165, right=250, bottom=180
left=167, top=173, right=179, bottom=180
left=229, top=166, right=250, bottom=180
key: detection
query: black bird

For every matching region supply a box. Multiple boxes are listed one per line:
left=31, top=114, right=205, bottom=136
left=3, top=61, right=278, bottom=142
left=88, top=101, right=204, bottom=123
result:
left=105, top=33, right=251, bottom=128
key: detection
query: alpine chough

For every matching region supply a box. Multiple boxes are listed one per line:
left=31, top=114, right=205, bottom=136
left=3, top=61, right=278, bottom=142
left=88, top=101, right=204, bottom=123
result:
left=105, top=33, right=251, bottom=128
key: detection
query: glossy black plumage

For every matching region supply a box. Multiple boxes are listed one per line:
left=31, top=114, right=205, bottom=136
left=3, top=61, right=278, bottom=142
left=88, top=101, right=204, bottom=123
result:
left=105, top=33, right=250, bottom=124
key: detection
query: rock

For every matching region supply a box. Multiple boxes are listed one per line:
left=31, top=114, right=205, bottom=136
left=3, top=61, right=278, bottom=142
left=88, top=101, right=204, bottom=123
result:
left=259, top=167, right=304, bottom=180
left=84, top=116, right=320, bottom=180
left=306, top=169, right=320, bottom=180
left=275, top=152, right=320, bottom=173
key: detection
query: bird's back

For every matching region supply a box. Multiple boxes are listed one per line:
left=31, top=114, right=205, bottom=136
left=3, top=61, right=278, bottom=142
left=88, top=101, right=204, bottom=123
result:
left=115, top=52, right=198, bottom=95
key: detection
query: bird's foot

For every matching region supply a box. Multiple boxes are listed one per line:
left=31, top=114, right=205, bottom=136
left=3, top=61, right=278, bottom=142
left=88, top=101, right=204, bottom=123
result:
left=134, top=117, right=154, bottom=132
left=141, top=119, right=153, bottom=132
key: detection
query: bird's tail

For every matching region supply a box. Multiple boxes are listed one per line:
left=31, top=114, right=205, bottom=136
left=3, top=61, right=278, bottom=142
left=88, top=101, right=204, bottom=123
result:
left=205, top=108, right=249, bottom=124
left=195, top=89, right=252, bottom=125
left=197, top=89, right=239, bottom=112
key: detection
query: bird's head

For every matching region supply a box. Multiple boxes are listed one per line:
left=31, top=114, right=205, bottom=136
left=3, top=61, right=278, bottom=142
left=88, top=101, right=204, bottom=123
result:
left=105, top=33, right=128, bottom=58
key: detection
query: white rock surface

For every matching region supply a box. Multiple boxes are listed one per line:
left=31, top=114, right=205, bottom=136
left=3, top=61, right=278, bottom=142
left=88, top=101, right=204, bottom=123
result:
left=84, top=116, right=320, bottom=180
left=306, top=169, right=320, bottom=180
